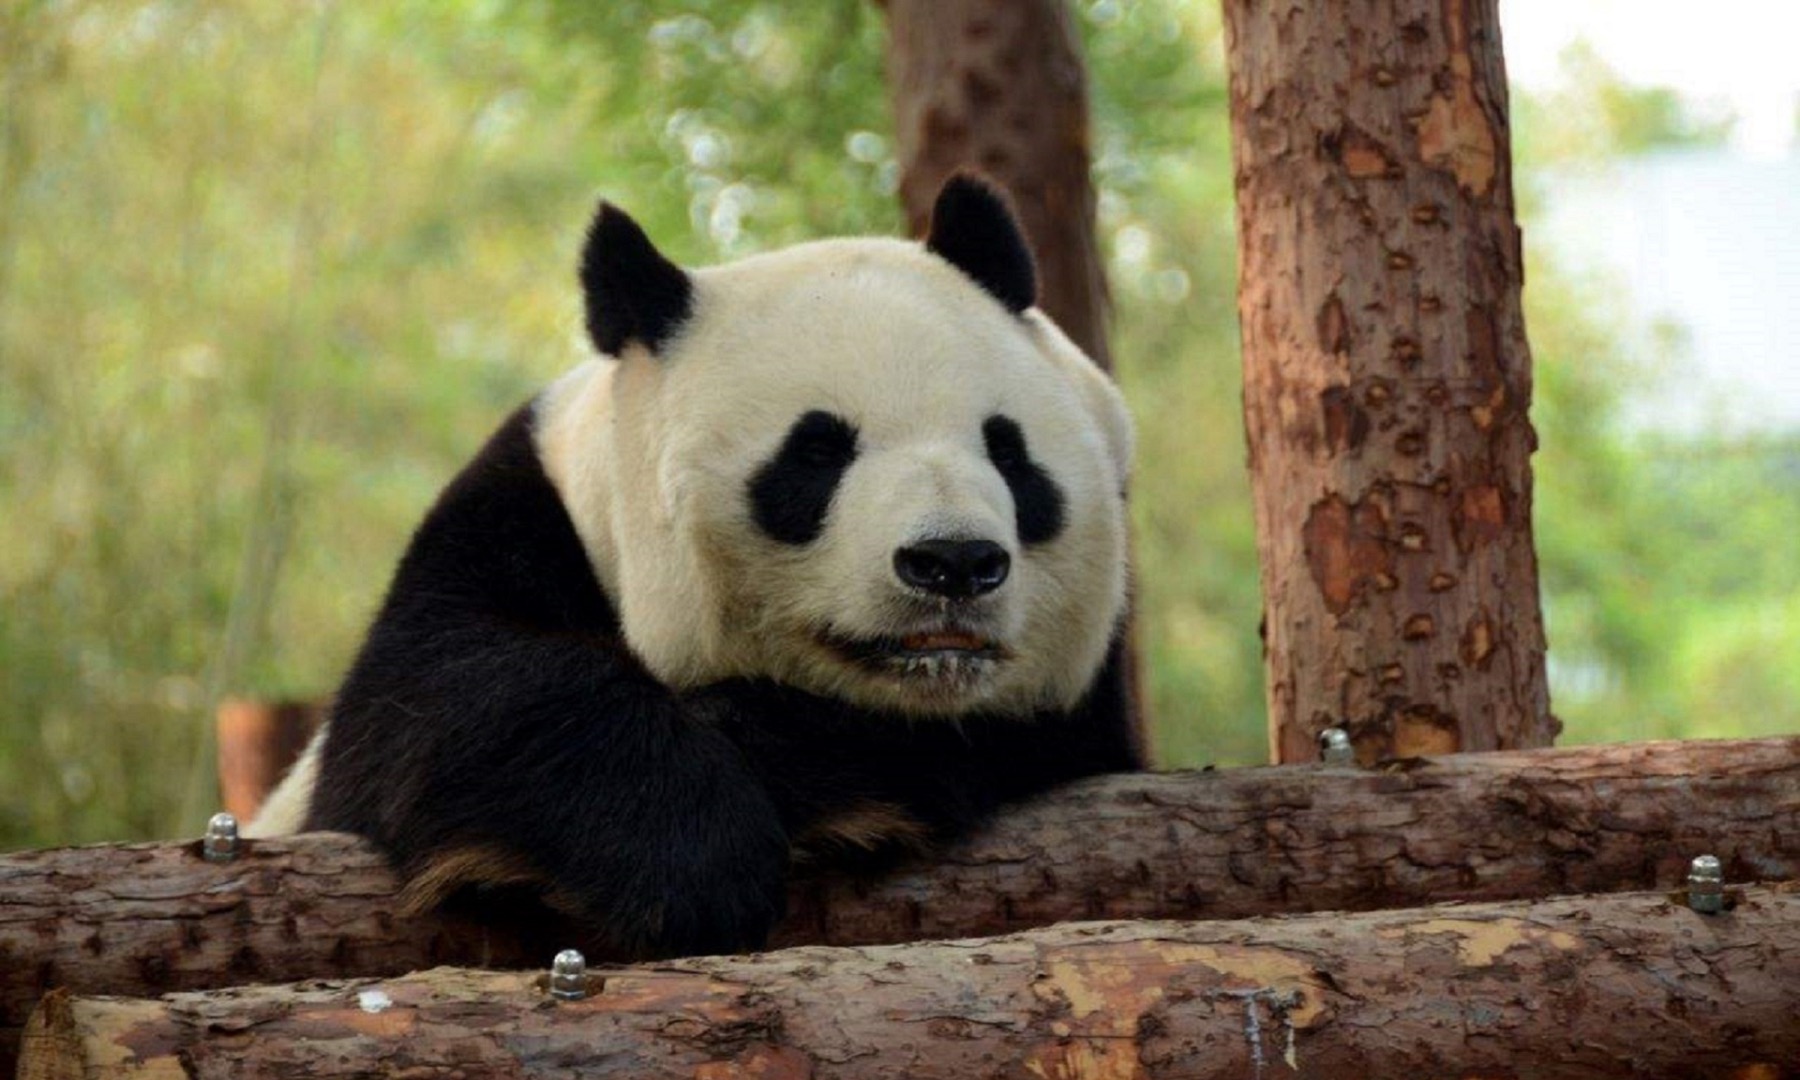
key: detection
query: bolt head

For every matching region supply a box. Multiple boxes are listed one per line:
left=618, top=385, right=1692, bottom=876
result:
left=1318, top=727, right=1355, bottom=765
left=203, top=812, right=240, bottom=863
left=1687, top=854, right=1725, bottom=914
left=549, top=949, right=588, bottom=1000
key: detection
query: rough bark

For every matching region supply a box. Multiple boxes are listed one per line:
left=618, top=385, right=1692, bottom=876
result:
left=214, top=697, right=324, bottom=822
left=1223, top=0, right=1556, bottom=764
left=22, top=886, right=1800, bottom=1079
left=5, top=735, right=1797, bottom=1074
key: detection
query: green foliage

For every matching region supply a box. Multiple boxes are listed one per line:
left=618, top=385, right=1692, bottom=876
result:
left=1530, top=271, right=1800, bottom=743
left=0, top=0, right=1791, bottom=850
left=1514, top=40, right=1736, bottom=162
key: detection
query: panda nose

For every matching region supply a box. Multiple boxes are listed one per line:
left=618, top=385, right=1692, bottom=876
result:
left=893, top=539, right=1011, bottom=599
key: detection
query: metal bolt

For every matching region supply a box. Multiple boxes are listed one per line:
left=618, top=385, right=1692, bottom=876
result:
left=203, top=812, right=240, bottom=863
left=1687, top=854, right=1725, bottom=914
left=1318, top=727, right=1355, bottom=765
left=549, top=949, right=588, bottom=1001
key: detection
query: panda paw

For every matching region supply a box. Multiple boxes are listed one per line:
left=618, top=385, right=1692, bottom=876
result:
left=598, top=807, right=790, bottom=958
left=552, top=723, right=791, bottom=960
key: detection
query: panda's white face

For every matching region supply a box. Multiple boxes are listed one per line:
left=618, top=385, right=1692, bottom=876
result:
left=539, top=226, right=1132, bottom=718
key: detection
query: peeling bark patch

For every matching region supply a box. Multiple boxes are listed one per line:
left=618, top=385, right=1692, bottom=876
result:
left=1333, top=125, right=1395, bottom=178
left=1022, top=1039, right=1140, bottom=1080
left=1455, top=485, right=1507, bottom=552
left=102, top=999, right=187, bottom=1072
left=1316, top=294, right=1350, bottom=355
left=1302, top=495, right=1393, bottom=616
left=1321, top=386, right=1370, bottom=455
left=1416, top=87, right=1495, bottom=196
left=1462, top=609, right=1496, bottom=669
left=1394, top=705, right=1459, bottom=756
left=1415, top=0, right=1497, bottom=195
left=1403, top=614, right=1437, bottom=640
left=1470, top=382, right=1507, bottom=430
left=1034, top=940, right=1327, bottom=1039
left=1378, top=917, right=1579, bottom=966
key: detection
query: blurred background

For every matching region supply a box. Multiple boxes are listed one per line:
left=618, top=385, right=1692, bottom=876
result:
left=1, top=0, right=1796, bottom=850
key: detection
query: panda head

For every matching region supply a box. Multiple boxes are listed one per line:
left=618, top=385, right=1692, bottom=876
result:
left=537, top=174, right=1133, bottom=717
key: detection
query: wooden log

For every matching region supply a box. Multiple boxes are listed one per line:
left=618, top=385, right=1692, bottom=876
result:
left=3, top=735, right=1797, bottom=1075
left=21, top=886, right=1800, bottom=1078
left=1224, top=0, right=1557, bottom=762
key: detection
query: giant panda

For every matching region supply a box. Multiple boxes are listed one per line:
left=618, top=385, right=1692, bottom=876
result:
left=250, top=173, right=1139, bottom=959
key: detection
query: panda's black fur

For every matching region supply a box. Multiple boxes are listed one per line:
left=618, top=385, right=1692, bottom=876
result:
left=301, top=174, right=1138, bottom=959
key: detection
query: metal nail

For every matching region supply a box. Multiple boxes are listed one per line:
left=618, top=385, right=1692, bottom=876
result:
left=203, top=812, right=240, bottom=863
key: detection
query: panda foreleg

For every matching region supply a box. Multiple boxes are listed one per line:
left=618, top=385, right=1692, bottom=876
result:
left=313, top=627, right=792, bottom=960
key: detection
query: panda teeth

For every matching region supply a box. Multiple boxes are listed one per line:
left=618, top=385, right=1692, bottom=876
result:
left=900, top=651, right=983, bottom=682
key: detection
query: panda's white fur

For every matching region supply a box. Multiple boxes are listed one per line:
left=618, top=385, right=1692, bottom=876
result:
left=244, top=728, right=322, bottom=837
left=535, top=235, right=1132, bottom=717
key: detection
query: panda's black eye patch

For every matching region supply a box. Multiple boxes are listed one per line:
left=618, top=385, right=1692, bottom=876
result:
left=749, top=410, right=859, bottom=545
left=984, top=414, right=1065, bottom=546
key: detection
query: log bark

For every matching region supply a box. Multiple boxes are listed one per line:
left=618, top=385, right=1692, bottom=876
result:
left=5, top=735, right=1797, bottom=1075
left=1223, top=0, right=1557, bottom=763
left=22, top=886, right=1800, bottom=1079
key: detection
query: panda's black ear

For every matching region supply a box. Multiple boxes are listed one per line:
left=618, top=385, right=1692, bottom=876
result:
left=924, top=173, right=1037, bottom=314
left=579, top=202, right=693, bottom=356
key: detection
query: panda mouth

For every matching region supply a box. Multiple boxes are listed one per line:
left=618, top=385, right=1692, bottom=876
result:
left=822, top=628, right=1009, bottom=672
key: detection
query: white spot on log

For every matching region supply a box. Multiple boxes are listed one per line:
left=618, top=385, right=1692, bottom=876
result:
left=358, top=989, right=393, bottom=1014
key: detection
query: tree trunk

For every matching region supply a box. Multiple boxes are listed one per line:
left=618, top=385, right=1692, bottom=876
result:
left=881, top=0, right=1145, bottom=750
left=22, top=887, right=1799, bottom=1079
left=1223, top=0, right=1556, bottom=764
left=882, top=0, right=1109, bottom=369
left=6, top=735, right=1796, bottom=1075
